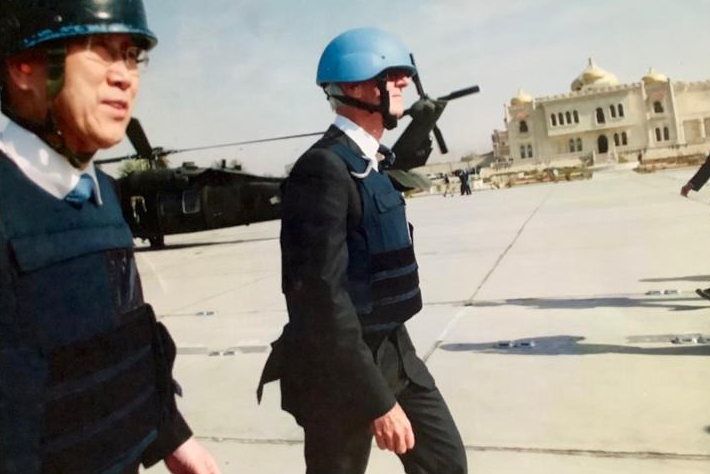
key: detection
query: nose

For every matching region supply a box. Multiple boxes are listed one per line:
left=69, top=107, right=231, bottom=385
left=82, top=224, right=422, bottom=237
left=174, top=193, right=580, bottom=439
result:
left=106, top=60, right=134, bottom=91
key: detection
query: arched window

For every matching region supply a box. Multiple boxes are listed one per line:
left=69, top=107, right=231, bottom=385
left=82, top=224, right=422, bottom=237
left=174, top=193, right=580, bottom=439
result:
left=527, top=145, right=533, bottom=158
left=618, top=104, right=624, bottom=117
left=573, top=110, right=579, bottom=123
left=613, top=133, right=620, bottom=146
left=596, top=107, right=605, bottom=124
left=519, top=121, right=528, bottom=133
left=558, top=112, right=564, bottom=125
left=663, top=126, right=670, bottom=141
left=520, top=145, right=526, bottom=158
left=621, top=132, right=628, bottom=145
left=655, top=128, right=662, bottom=141
left=598, top=135, right=609, bottom=153
left=576, top=138, right=583, bottom=151
left=551, top=114, right=557, bottom=126
left=565, top=111, right=572, bottom=124
left=653, top=101, right=664, bottom=113
left=610, top=105, right=617, bottom=118
left=569, top=139, right=575, bottom=153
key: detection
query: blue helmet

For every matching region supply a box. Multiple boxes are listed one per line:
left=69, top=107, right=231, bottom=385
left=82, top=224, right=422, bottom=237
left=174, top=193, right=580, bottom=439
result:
left=316, top=27, right=415, bottom=85
left=0, top=0, right=157, bottom=58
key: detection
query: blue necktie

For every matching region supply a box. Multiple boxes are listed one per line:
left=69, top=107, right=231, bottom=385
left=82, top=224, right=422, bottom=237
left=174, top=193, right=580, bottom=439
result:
left=64, top=173, right=94, bottom=206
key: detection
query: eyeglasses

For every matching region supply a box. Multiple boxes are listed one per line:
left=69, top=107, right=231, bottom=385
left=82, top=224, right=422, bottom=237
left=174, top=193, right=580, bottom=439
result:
left=384, top=69, right=412, bottom=81
left=80, top=35, right=149, bottom=73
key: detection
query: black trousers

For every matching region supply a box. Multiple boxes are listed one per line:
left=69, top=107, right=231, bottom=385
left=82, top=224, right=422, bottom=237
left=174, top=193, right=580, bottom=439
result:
left=302, top=338, right=467, bottom=474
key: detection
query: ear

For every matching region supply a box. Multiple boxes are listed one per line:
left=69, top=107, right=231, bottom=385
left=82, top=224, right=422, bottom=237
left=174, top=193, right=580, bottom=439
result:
left=4, top=54, right=43, bottom=92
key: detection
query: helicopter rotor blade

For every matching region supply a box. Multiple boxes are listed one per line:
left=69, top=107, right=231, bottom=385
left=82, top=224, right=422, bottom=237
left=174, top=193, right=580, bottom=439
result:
left=94, top=155, right=135, bottom=165
left=167, top=131, right=326, bottom=155
left=437, top=85, right=480, bottom=102
left=409, top=53, right=449, bottom=154
left=432, top=126, right=448, bottom=154
left=409, top=54, right=426, bottom=99
left=95, top=130, right=325, bottom=166
left=126, top=118, right=154, bottom=159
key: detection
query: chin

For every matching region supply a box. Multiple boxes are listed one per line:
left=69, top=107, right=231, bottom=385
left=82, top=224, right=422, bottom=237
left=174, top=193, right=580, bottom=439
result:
left=98, top=126, right=129, bottom=149
left=85, top=134, right=123, bottom=152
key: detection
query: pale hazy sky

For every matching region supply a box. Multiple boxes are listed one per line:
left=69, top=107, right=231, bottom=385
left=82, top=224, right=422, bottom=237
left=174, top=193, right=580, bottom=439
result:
left=4, top=0, right=710, bottom=175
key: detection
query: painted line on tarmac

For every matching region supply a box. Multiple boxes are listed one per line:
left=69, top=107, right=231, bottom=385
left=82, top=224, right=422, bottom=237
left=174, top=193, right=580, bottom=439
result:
left=195, top=436, right=710, bottom=461
left=466, top=188, right=555, bottom=303
left=423, top=188, right=556, bottom=363
left=464, top=445, right=710, bottom=462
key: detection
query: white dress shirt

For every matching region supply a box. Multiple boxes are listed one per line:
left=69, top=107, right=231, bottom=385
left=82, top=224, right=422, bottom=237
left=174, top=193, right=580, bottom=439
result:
left=333, top=115, right=381, bottom=172
left=0, top=120, right=102, bottom=205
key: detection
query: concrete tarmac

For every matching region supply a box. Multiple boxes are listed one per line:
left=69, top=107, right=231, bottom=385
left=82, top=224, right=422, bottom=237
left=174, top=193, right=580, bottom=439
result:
left=141, top=167, right=710, bottom=474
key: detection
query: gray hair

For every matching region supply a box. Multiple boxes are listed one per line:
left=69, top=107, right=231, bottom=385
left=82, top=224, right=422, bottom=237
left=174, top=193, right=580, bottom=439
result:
left=324, top=83, right=346, bottom=111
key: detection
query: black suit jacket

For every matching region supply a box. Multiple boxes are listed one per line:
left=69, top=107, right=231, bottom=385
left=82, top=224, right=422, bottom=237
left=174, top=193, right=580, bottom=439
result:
left=689, top=152, right=710, bottom=191
left=273, top=126, right=434, bottom=425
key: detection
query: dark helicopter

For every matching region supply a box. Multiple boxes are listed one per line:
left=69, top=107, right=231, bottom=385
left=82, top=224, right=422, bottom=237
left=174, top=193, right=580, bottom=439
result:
left=97, top=58, right=479, bottom=248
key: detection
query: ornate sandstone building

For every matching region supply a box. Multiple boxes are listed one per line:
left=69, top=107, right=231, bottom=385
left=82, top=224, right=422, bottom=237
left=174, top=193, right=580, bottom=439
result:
left=493, top=59, right=710, bottom=167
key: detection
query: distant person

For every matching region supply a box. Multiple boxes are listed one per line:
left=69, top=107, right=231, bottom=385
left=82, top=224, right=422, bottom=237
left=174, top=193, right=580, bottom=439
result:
left=0, top=1, right=219, bottom=473
left=681, top=151, right=710, bottom=301
left=460, top=169, right=471, bottom=195
left=443, top=173, right=455, bottom=197
left=257, top=27, right=467, bottom=474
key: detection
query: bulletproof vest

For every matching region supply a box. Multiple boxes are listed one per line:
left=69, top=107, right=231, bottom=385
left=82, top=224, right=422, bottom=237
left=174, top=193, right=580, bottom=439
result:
left=330, top=144, right=422, bottom=334
left=0, top=154, right=166, bottom=474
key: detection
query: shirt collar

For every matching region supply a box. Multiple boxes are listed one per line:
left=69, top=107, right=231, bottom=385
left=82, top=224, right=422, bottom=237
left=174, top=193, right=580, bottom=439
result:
left=333, top=115, right=381, bottom=171
left=0, top=120, right=103, bottom=205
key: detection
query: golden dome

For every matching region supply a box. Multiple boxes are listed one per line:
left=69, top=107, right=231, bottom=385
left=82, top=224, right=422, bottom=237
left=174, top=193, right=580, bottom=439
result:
left=642, top=67, right=668, bottom=84
left=510, top=88, right=533, bottom=106
left=571, top=58, right=619, bottom=91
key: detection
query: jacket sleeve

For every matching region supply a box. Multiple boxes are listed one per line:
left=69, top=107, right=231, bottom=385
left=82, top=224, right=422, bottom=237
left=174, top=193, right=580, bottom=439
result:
left=689, top=153, right=710, bottom=191
left=281, top=149, right=396, bottom=422
left=140, top=319, right=193, bottom=467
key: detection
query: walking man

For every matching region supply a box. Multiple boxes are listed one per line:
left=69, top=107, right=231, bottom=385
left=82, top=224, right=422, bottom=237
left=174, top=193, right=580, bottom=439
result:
left=258, top=27, right=467, bottom=474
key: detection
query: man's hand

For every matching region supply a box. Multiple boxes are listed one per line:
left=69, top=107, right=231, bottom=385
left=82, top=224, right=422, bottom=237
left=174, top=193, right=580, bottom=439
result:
left=164, top=437, right=221, bottom=474
left=370, top=402, right=415, bottom=454
left=681, top=182, right=693, bottom=197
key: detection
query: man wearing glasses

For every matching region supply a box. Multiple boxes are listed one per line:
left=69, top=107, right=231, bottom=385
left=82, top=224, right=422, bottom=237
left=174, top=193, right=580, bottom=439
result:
left=258, top=28, right=467, bottom=474
left=0, top=1, right=219, bottom=473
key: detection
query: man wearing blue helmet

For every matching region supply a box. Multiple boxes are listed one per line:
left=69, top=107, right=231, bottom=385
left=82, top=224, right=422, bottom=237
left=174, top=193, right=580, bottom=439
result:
left=0, top=1, right=219, bottom=473
left=258, top=27, right=466, bottom=474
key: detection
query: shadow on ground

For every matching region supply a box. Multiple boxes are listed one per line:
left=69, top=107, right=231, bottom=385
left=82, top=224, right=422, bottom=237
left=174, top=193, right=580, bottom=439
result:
left=467, top=296, right=706, bottom=312
left=640, top=274, right=710, bottom=284
left=135, top=236, right=278, bottom=252
left=440, top=335, right=710, bottom=356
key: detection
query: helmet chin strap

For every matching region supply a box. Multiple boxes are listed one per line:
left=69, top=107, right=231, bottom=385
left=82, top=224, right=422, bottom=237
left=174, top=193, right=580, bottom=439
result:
left=325, top=74, right=399, bottom=131
left=2, top=43, right=94, bottom=168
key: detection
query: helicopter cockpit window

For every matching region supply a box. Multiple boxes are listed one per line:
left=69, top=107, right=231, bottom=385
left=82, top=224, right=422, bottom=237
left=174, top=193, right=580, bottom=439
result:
left=182, top=189, right=201, bottom=214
